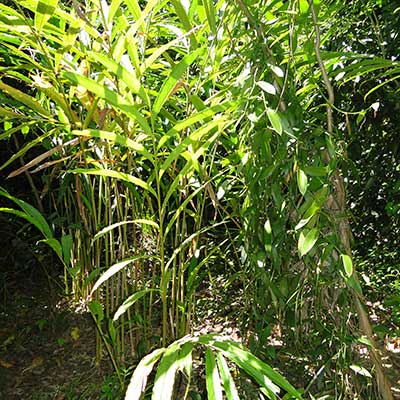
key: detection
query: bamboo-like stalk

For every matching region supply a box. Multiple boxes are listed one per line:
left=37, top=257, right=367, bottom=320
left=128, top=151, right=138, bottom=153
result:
left=308, top=2, right=393, bottom=399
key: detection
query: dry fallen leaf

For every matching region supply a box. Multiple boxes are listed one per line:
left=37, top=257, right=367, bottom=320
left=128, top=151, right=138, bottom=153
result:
left=0, top=358, right=14, bottom=368
left=70, top=327, right=80, bottom=341
left=22, top=356, right=44, bottom=373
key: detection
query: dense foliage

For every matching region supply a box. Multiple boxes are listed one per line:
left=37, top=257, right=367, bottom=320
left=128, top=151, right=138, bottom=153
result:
left=0, top=0, right=398, bottom=399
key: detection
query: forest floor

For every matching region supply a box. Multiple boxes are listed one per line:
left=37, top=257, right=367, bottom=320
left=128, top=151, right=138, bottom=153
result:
left=0, top=267, right=399, bottom=399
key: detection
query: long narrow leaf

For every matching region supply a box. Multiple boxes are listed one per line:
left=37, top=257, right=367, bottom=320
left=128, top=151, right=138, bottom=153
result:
left=69, top=168, right=157, bottom=198
left=205, top=349, right=223, bottom=400
left=216, top=353, right=240, bottom=400
left=88, top=52, right=149, bottom=105
left=90, top=256, right=154, bottom=295
left=125, top=348, right=166, bottom=400
left=93, top=219, right=159, bottom=243
left=0, top=188, right=53, bottom=238
left=199, top=338, right=303, bottom=399
left=0, top=81, right=51, bottom=117
left=152, top=342, right=181, bottom=400
left=34, top=0, right=58, bottom=32
left=152, top=48, right=203, bottom=116
left=114, top=289, right=158, bottom=321
left=71, top=129, right=155, bottom=164
left=62, top=72, right=151, bottom=135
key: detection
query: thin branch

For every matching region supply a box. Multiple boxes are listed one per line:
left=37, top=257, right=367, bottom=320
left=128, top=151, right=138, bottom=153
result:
left=309, top=1, right=334, bottom=134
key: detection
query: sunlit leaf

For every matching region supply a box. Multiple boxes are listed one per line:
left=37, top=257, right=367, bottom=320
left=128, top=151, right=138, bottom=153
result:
left=90, top=256, right=154, bottom=295
left=216, top=353, right=240, bottom=400
left=35, top=0, right=58, bottom=32
left=341, top=254, right=353, bottom=277
left=71, top=129, right=155, bottom=164
left=206, top=348, right=223, bottom=400
left=350, top=365, right=372, bottom=378
left=114, top=289, right=157, bottom=321
left=152, top=343, right=181, bottom=400
left=0, top=81, right=51, bottom=117
left=266, top=108, right=282, bottom=135
left=298, top=228, right=319, bottom=257
left=297, top=169, right=308, bottom=196
left=62, top=72, right=151, bottom=135
left=93, top=219, right=159, bottom=243
left=69, top=168, right=157, bottom=198
left=152, top=48, right=203, bottom=116
left=257, top=81, right=276, bottom=95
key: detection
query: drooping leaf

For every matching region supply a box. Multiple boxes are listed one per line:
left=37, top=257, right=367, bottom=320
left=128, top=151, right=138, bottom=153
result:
left=266, top=108, right=282, bottom=135
left=205, top=349, right=223, bottom=400
left=114, top=289, right=157, bottom=321
left=0, top=81, right=51, bottom=117
left=199, top=337, right=302, bottom=399
left=152, top=48, right=203, bottom=116
left=297, top=169, right=308, bottom=196
left=125, top=348, right=166, bottom=400
left=69, top=168, right=157, bottom=198
left=341, top=254, right=353, bottom=278
left=257, top=81, right=276, bottom=95
left=62, top=72, right=151, bottom=135
left=216, top=353, right=240, bottom=400
left=90, top=256, right=154, bottom=295
left=87, top=52, right=149, bottom=105
left=151, top=343, right=181, bottom=400
left=92, top=219, right=159, bottom=243
left=0, top=188, right=53, bottom=238
left=298, top=228, right=319, bottom=257
left=71, top=129, right=154, bottom=164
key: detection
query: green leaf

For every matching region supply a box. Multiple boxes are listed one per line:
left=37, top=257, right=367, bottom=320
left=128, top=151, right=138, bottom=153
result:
left=205, top=349, right=223, bottom=400
left=203, top=0, right=217, bottom=35
left=170, top=0, right=198, bottom=48
left=93, top=219, right=159, bottom=243
left=199, top=337, right=302, bottom=399
left=158, top=102, right=234, bottom=149
left=0, top=188, right=53, bottom=238
left=257, top=81, right=276, bottom=95
left=177, top=342, right=193, bottom=381
left=158, top=118, right=223, bottom=179
left=298, top=228, right=319, bottom=257
left=108, top=319, right=117, bottom=344
left=299, top=0, right=309, bottom=15
left=346, top=275, right=363, bottom=295
left=297, top=169, right=308, bottom=196
left=62, top=72, right=151, bottom=135
left=266, top=108, right=282, bottom=135
left=350, top=365, right=372, bottom=378
left=71, top=129, right=154, bottom=164
left=125, top=348, right=166, bottom=400
left=69, top=168, right=157, bottom=198
left=152, top=343, right=181, bottom=400
left=61, top=234, right=72, bottom=267
left=341, top=254, right=353, bottom=277
left=88, top=52, right=149, bottom=105
left=152, top=48, right=203, bottom=116
left=90, top=256, right=154, bottom=295
left=88, top=300, right=104, bottom=322
left=113, top=289, right=157, bottom=321
left=0, top=81, right=51, bottom=117
left=39, top=238, right=62, bottom=259
left=216, top=353, right=240, bottom=400
left=35, top=0, right=58, bottom=32
left=303, top=166, right=327, bottom=177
